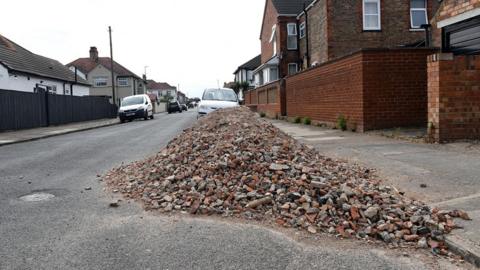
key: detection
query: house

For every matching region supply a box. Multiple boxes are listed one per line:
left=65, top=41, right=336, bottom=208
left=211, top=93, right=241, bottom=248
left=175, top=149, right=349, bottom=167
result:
left=246, top=0, right=442, bottom=131
left=146, top=80, right=177, bottom=101
left=234, top=55, right=261, bottom=87
left=297, top=0, right=441, bottom=69
left=0, top=34, right=90, bottom=95
left=427, top=0, right=480, bottom=142
left=253, top=0, right=312, bottom=87
left=177, top=91, right=187, bottom=104
left=68, top=47, right=146, bottom=105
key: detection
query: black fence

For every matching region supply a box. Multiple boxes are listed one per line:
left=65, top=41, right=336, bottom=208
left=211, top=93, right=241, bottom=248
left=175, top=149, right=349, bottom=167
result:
left=0, top=89, right=118, bottom=131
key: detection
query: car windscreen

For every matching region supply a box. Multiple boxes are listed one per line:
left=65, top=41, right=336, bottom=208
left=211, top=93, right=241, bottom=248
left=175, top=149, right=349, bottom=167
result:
left=121, top=96, right=144, bottom=106
left=202, top=89, right=237, bottom=102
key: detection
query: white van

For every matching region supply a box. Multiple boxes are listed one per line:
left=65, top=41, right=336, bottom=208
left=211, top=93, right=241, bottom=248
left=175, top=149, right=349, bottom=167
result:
left=118, top=94, right=154, bottom=123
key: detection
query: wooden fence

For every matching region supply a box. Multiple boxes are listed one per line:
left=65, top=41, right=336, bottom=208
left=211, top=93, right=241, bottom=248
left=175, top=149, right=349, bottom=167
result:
left=0, top=89, right=118, bottom=131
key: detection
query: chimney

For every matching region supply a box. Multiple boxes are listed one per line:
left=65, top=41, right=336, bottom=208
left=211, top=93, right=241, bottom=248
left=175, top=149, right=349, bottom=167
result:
left=89, top=47, right=98, bottom=62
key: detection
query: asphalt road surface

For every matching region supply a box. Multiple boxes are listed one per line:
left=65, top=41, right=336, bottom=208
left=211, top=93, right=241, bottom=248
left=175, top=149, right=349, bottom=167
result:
left=0, top=111, right=465, bottom=270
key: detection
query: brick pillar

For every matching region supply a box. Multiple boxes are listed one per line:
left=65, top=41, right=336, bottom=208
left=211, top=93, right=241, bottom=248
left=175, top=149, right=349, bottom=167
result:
left=428, top=53, right=480, bottom=142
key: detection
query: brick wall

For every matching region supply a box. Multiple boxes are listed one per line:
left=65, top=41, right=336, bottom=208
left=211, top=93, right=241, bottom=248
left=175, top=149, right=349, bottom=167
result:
left=286, top=52, right=365, bottom=130
left=362, top=49, right=435, bottom=130
left=245, top=81, right=281, bottom=118
left=328, top=0, right=439, bottom=61
left=286, top=48, right=434, bottom=132
left=260, top=0, right=278, bottom=64
left=299, top=0, right=329, bottom=68
left=428, top=53, right=480, bottom=142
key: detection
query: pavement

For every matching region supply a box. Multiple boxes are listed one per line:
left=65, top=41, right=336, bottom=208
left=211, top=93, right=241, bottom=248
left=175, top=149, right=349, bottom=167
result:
left=270, top=119, right=480, bottom=267
left=0, top=118, right=121, bottom=146
left=0, top=110, right=468, bottom=270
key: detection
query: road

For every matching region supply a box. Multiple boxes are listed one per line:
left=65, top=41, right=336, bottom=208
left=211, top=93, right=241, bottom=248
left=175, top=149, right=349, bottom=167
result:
left=0, top=111, right=465, bottom=270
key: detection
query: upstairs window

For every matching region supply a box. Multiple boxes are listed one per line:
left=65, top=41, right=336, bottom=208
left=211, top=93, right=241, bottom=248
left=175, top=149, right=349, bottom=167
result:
left=299, top=22, right=306, bottom=39
left=94, top=76, right=108, bottom=87
left=287, top=23, right=298, bottom=50
left=270, top=24, right=277, bottom=56
left=117, top=77, right=129, bottom=87
left=363, top=0, right=381, bottom=31
left=410, top=0, right=428, bottom=29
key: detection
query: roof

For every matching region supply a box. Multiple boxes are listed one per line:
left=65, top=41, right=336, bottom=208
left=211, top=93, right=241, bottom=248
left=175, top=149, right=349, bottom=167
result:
left=146, top=80, right=176, bottom=91
left=271, top=0, right=313, bottom=15
left=0, top=34, right=89, bottom=85
left=68, top=57, right=141, bottom=79
left=234, top=55, right=261, bottom=74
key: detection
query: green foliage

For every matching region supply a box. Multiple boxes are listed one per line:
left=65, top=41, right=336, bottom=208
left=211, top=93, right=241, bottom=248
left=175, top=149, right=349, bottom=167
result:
left=337, top=115, right=347, bottom=131
left=303, top=117, right=311, bottom=125
left=294, top=116, right=302, bottom=124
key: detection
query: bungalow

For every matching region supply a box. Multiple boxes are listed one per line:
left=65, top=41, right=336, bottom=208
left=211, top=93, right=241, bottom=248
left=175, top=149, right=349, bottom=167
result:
left=68, top=47, right=146, bottom=105
left=0, top=34, right=90, bottom=95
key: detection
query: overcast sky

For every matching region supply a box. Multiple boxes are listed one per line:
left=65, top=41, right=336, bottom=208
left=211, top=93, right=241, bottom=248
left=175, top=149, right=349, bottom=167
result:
left=1, top=0, right=264, bottom=98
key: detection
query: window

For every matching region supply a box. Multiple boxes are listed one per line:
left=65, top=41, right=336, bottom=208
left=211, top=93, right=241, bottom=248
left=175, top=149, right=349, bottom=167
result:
left=287, top=23, right=298, bottom=50
left=47, top=85, right=57, bottom=94
left=363, top=0, right=381, bottom=30
left=288, top=63, right=298, bottom=75
left=273, top=39, right=277, bottom=56
left=410, top=0, right=427, bottom=29
left=269, top=67, right=278, bottom=81
left=299, top=22, right=306, bottom=39
left=270, top=25, right=277, bottom=56
left=94, top=76, right=108, bottom=87
left=117, top=77, right=129, bottom=87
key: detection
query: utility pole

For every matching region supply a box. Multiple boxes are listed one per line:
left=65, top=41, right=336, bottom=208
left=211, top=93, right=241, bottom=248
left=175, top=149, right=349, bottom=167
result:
left=109, top=26, right=116, bottom=105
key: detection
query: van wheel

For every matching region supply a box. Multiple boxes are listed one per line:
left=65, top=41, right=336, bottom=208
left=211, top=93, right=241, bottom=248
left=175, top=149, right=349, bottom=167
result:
left=150, top=114, right=154, bottom=119
left=144, top=110, right=149, bottom=120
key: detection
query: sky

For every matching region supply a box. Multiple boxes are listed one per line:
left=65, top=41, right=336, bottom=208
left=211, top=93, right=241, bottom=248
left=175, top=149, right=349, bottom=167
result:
left=1, top=0, right=265, bottom=98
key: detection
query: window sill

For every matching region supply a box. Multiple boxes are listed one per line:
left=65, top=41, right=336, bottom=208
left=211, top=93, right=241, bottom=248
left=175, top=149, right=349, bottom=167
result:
left=362, top=29, right=382, bottom=32
left=409, top=28, right=425, bottom=32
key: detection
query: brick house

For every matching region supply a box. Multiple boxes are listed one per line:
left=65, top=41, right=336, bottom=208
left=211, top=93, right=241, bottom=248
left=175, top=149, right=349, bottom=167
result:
left=427, top=0, right=480, bottom=142
left=68, top=47, right=146, bottom=105
left=253, top=0, right=312, bottom=87
left=246, top=0, right=444, bottom=131
left=298, top=0, right=441, bottom=69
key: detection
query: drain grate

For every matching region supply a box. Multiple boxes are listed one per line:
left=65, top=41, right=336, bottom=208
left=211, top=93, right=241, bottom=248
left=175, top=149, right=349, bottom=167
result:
left=19, top=192, right=55, bottom=202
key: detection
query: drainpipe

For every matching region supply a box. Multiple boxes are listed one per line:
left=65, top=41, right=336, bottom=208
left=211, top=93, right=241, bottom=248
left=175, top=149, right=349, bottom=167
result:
left=303, top=3, right=310, bottom=68
left=421, top=24, right=432, bottom=48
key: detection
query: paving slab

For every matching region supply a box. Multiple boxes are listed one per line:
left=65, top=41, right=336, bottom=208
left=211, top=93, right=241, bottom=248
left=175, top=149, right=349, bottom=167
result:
left=270, top=119, right=480, bottom=267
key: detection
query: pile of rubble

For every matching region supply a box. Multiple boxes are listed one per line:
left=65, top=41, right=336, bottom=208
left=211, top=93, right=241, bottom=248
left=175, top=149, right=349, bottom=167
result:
left=104, top=107, right=470, bottom=253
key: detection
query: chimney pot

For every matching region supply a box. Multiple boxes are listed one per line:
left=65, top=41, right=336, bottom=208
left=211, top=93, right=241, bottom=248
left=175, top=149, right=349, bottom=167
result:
left=89, top=47, right=98, bottom=62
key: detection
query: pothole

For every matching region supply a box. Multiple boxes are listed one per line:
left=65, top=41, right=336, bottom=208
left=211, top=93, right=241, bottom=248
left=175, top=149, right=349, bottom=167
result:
left=19, top=192, right=55, bottom=202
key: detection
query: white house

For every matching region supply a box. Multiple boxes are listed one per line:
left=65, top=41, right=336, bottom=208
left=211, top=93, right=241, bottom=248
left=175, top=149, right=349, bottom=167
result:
left=233, top=55, right=261, bottom=88
left=0, top=34, right=90, bottom=95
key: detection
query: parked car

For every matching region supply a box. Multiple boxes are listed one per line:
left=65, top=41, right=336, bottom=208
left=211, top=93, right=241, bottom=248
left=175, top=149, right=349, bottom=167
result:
left=181, top=104, right=188, bottom=111
left=167, top=100, right=182, bottom=114
left=118, top=94, right=154, bottom=123
left=198, top=88, right=239, bottom=118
